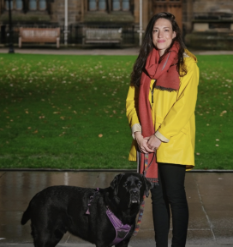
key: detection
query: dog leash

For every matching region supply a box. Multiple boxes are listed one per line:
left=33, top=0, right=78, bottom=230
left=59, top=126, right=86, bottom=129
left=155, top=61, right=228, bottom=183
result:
left=133, top=194, right=145, bottom=235
left=134, top=151, right=157, bottom=235
left=134, top=153, right=149, bottom=235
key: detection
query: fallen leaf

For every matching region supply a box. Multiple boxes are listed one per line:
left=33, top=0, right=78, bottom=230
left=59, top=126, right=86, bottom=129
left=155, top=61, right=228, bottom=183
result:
left=98, top=134, right=103, bottom=138
left=59, top=132, right=66, bottom=136
left=220, top=110, right=227, bottom=116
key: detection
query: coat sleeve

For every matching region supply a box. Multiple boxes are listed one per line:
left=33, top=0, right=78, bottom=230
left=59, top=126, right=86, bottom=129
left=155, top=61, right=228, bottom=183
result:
left=156, top=59, right=199, bottom=140
left=126, top=83, right=141, bottom=131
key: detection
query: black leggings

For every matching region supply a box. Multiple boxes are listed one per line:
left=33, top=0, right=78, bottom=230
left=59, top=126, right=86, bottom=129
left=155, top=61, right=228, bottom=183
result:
left=150, top=163, right=189, bottom=247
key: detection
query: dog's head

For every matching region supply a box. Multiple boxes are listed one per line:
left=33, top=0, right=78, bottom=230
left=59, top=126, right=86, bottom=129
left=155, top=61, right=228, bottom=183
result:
left=110, top=173, right=152, bottom=208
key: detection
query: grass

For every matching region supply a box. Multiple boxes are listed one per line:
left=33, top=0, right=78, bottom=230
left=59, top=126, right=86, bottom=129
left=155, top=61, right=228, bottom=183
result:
left=193, top=55, right=233, bottom=169
left=0, top=54, right=232, bottom=170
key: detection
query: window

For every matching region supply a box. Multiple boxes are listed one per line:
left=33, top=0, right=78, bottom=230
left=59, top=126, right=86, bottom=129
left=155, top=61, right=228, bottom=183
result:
left=39, top=0, right=46, bottom=10
left=88, top=0, right=130, bottom=12
left=122, top=0, right=129, bottom=11
left=99, top=0, right=106, bottom=11
left=89, top=0, right=107, bottom=11
left=6, top=0, right=13, bottom=10
left=5, top=0, right=48, bottom=12
left=29, top=0, right=37, bottom=10
left=113, top=0, right=120, bottom=11
left=16, top=0, right=23, bottom=10
left=112, top=0, right=130, bottom=11
left=89, top=0, right=97, bottom=11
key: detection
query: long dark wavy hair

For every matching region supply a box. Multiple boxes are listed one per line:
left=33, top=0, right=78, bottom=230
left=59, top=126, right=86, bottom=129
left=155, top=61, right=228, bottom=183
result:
left=131, top=12, right=187, bottom=87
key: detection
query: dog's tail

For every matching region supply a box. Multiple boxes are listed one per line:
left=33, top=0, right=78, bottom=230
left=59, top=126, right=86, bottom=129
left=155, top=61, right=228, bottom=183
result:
left=21, top=203, right=31, bottom=225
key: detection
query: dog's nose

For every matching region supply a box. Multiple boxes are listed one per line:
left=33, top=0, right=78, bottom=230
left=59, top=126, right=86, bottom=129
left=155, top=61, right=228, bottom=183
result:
left=131, top=189, right=139, bottom=194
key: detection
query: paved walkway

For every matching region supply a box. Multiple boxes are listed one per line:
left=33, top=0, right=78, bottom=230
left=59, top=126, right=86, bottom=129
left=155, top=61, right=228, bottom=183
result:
left=1, top=47, right=233, bottom=56
left=0, top=47, right=233, bottom=246
left=0, top=171, right=232, bottom=247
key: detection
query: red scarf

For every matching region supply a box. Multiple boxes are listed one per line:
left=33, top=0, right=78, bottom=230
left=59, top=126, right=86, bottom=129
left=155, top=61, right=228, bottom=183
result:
left=138, top=42, right=180, bottom=184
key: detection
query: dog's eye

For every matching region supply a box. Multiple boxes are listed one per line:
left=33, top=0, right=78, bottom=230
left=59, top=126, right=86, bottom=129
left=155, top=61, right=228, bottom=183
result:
left=123, top=182, right=128, bottom=187
left=137, top=181, right=142, bottom=188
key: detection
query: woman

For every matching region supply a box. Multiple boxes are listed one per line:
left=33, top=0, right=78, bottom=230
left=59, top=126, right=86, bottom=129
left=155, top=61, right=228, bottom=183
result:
left=126, top=12, right=199, bottom=247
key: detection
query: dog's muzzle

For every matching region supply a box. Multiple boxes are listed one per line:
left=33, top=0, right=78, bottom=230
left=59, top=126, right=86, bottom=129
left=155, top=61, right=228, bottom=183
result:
left=130, top=190, right=140, bottom=204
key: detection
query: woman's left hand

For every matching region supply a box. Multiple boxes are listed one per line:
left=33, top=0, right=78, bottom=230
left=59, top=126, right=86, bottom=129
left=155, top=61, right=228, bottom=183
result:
left=147, top=135, right=162, bottom=151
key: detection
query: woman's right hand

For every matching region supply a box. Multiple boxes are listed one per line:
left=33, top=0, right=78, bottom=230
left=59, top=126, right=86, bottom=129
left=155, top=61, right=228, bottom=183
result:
left=135, top=132, right=154, bottom=153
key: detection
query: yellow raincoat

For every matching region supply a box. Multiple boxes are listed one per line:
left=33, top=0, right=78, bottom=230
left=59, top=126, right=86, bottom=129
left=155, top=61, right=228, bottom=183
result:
left=126, top=53, right=199, bottom=170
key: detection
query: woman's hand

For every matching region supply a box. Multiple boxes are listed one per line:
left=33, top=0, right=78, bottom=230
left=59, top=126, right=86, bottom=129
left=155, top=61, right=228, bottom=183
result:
left=135, top=132, right=154, bottom=153
left=147, top=135, right=162, bottom=151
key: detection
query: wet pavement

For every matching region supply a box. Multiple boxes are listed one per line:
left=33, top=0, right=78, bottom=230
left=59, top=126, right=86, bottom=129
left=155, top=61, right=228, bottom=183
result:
left=1, top=48, right=232, bottom=246
left=0, top=171, right=233, bottom=247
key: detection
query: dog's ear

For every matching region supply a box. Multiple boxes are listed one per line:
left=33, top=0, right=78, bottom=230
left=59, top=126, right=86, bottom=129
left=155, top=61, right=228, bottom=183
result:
left=110, top=173, right=124, bottom=196
left=142, top=176, right=153, bottom=197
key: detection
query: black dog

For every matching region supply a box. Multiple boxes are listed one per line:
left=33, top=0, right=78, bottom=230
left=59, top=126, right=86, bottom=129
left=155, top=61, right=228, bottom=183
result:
left=21, top=173, right=152, bottom=247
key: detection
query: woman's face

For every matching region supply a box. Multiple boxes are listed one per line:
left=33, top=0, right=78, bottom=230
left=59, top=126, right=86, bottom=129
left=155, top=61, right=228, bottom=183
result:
left=152, top=18, right=176, bottom=56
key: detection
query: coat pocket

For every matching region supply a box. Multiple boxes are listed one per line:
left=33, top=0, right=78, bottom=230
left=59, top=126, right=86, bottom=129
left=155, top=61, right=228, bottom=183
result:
left=180, top=123, right=190, bottom=135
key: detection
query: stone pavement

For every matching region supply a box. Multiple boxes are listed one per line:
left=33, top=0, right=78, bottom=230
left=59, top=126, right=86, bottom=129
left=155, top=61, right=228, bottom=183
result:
left=0, top=47, right=233, bottom=246
left=1, top=47, right=233, bottom=56
left=0, top=170, right=233, bottom=247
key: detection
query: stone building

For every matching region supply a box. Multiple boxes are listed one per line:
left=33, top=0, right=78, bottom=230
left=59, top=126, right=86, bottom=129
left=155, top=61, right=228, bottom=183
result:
left=0, top=0, right=233, bottom=49
left=184, top=0, right=233, bottom=49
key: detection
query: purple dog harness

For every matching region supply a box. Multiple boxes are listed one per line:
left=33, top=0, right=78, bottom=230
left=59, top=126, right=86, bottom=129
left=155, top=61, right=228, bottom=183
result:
left=85, top=188, right=132, bottom=246
left=106, top=207, right=132, bottom=245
